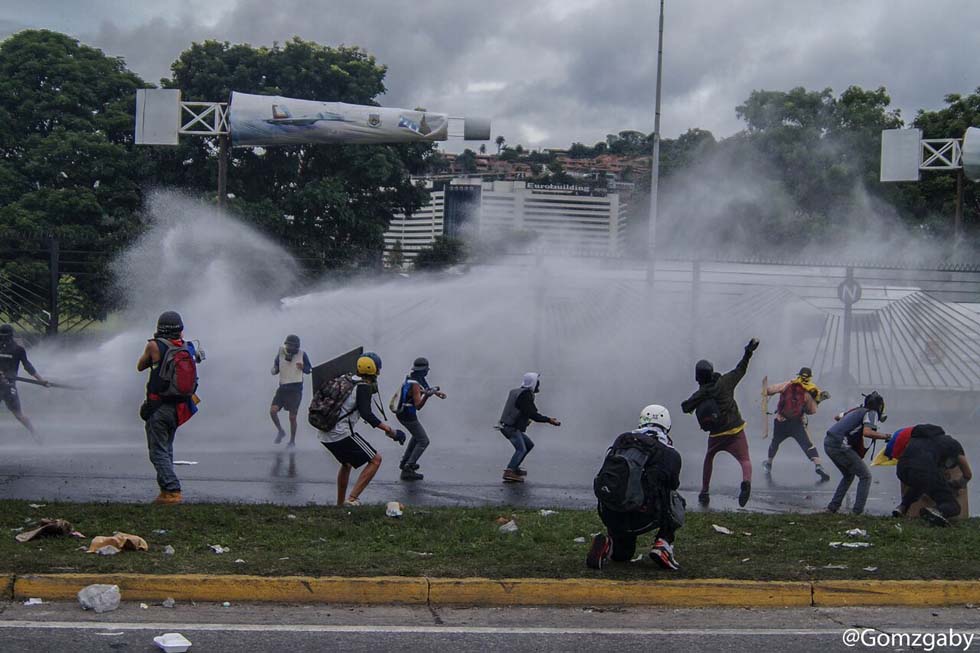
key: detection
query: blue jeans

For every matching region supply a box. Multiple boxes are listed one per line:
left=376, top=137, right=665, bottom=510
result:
left=145, top=403, right=180, bottom=492
left=501, top=426, right=534, bottom=471
left=825, top=440, right=870, bottom=514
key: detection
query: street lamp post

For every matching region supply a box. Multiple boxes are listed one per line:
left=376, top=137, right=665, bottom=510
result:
left=647, top=0, right=665, bottom=286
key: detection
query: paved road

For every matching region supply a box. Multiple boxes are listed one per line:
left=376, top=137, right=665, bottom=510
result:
left=2, top=601, right=979, bottom=652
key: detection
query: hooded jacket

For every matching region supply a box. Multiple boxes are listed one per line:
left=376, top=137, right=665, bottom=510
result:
left=680, top=349, right=753, bottom=436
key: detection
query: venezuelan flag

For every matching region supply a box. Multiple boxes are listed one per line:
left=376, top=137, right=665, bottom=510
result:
left=872, top=426, right=913, bottom=466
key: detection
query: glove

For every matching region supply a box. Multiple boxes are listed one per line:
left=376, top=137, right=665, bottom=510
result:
left=393, top=429, right=406, bottom=446
left=817, top=390, right=831, bottom=403
left=745, top=338, right=760, bottom=354
left=950, top=477, right=968, bottom=490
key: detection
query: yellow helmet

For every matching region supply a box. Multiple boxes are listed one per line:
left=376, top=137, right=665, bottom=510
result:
left=357, top=353, right=381, bottom=377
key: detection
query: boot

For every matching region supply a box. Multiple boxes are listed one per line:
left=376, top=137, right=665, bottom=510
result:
left=516, top=467, right=528, bottom=476
left=502, top=469, right=524, bottom=483
left=697, top=491, right=710, bottom=506
left=400, top=469, right=424, bottom=481
left=738, top=481, right=751, bottom=507
left=762, top=459, right=772, bottom=476
left=153, top=491, right=182, bottom=505
left=815, top=465, right=831, bottom=483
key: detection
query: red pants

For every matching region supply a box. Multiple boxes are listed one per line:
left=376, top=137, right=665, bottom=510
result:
left=702, top=430, right=752, bottom=493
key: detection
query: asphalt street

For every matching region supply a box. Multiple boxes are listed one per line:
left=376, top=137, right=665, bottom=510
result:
left=2, top=601, right=979, bottom=652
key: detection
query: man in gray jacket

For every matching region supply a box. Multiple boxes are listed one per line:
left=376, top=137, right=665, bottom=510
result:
left=498, top=372, right=560, bottom=483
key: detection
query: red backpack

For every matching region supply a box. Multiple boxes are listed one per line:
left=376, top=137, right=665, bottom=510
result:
left=156, top=339, right=198, bottom=398
left=776, top=382, right=808, bottom=420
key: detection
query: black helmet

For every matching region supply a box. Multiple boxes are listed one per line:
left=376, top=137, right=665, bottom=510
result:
left=863, top=391, right=886, bottom=420
left=412, top=357, right=429, bottom=372
left=695, top=359, right=714, bottom=385
left=284, top=334, right=301, bottom=352
left=156, top=311, right=184, bottom=338
left=0, top=324, right=12, bottom=338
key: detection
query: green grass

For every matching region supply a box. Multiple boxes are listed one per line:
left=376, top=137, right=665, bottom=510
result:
left=0, top=500, right=975, bottom=580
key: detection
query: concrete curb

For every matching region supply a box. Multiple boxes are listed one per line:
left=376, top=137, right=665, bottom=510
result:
left=8, top=574, right=980, bottom=607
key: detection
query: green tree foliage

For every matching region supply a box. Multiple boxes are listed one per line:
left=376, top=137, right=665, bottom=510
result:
left=0, top=30, right=148, bottom=319
left=413, top=236, right=466, bottom=270
left=456, top=149, right=478, bottom=173
left=153, top=38, right=434, bottom=273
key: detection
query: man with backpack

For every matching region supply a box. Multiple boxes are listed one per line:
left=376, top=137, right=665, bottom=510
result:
left=136, top=311, right=202, bottom=505
left=497, top=372, right=561, bottom=483
left=681, top=338, right=759, bottom=507
left=0, top=323, right=49, bottom=438
left=393, top=357, right=446, bottom=482
left=762, top=367, right=831, bottom=483
left=588, top=404, right=684, bottom=571
left=311, top=352, right=404, bottom=506
left=823, top=391, right=890, bottom=515
left=894, top=424, right=971, bottom=526
left=270, top=334, right=312, bottom=447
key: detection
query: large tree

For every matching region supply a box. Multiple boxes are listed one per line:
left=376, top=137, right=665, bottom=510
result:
left=153, top=38, right=435, bottom=273
left=0, top=29, right=148, bottom=322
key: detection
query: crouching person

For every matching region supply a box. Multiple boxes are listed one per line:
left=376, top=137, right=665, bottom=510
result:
left=587, top=405, right=684, bottom=571
left=895, top=424, right=972, bottom=526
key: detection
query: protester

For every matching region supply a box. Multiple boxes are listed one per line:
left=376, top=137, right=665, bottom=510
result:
left=0, top=323, right=49, bottom=437
left=394, top=357, right=446, bottom=481
left=316, top=352, right=403, bottom=506
left=894, top=424, right=972, bottom=526
left=136, top=311, right=203, bottom=504
left=588, top=404, right=684, bottom=571
left=823, top=391, right=890, bottom=515
left=498, top=372, right=560, bottom=483
left=270, top=334, right=312, bottom=447
left=762, top=367, right=831, bottom=483
left=681, top=338, right=759, bottom=507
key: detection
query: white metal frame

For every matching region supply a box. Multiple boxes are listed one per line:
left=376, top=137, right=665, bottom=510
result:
left=179, top=101, right=229, bottom=136
left=920, top=138, right=962, bottom=171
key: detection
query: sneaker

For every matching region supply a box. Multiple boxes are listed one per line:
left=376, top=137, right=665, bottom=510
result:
left=762, top=460, right=772, bottom=476
left=516, top=468, right=528, bottom=476
left=738, top=481, right=751, bottom=507
left=586, top=533, right=611, bottom=570
left=153, top=491, right=182, bottom=505
left=816, top=466, right=831, bottom=483
left=400, top=470, right=424, bottom=481
left=287, top=440, right=296, bottom=449
left=892, top=504, right=907, bottom=518
left=274, top=429, right=286, bottom=444
left=650, top=538, right=680, bottom=571
left=502, top=469, right=524, bottom=483
left=344, top=497, right=361, bottom=507
left=698, top=491, right=710, bottom=506
left=920, top=506, right=950, bottom=527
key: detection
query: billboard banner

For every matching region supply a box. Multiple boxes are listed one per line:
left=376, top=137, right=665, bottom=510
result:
left=229, top=91, right=449, bottom=147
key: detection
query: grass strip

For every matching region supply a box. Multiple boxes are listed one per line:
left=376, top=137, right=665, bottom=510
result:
left=0, top=500, right=975, bottom=580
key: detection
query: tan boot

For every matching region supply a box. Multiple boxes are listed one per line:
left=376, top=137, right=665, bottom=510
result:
left=153, top=491, right=183, bottom=505
left=502, top=469, right=524, bottom=483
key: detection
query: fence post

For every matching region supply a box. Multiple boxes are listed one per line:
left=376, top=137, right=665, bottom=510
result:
left=47, top=236, right=59, bottom=335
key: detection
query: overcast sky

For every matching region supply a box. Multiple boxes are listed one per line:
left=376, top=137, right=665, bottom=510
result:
left=2, top=0, right=976, bottom=151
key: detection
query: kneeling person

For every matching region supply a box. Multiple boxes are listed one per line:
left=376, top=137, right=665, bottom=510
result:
left=588, top=405, right=684, bottom=571
left=895, top=424, right=971, bottom=526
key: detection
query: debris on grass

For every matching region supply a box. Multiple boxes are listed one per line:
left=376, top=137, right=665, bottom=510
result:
left=539, top=509, right=558, bottom=517
left=234, top=559, right=246, bottom=564
left=28, top=504, right=46, bottom=509
left=741, top=558, right=751, bottom=563
left=573, top=536, right=586, bottom=543
left=498, top=520, right=519, bottom=534
left=845, top=528, right=868, bottom=538
left=16, top=518, right=75, bottom=543
left=863, top=566, right=879, bottom=572
left=96, top=545, right=120, bottom=556
left=407, top=551, right=433, bottom=557
left=823, top=564, right=848, bottom=570
left=830, top=541, right=873, bottom=549
left=208, top=544, right=230, bottom=554
left=162, top=545, right=175, bottom=556
left=712, top=524, right=733, bottom=535
left=287, top=514, right=297, bottom=520
left=385, top=502, right=404, bottom=518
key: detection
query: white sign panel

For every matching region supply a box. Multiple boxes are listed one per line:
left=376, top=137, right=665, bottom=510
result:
left=963, top=126, right=980, bottom=183
left=880, top=128, right=921, bottom=182
left=229, top=91, right=449, bottom=147
left=135, top=89, right=180, bottom=145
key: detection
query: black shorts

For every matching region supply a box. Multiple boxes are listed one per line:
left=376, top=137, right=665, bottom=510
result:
left=272, top=384, right=303, bottom=412
left=0, top=384, right=20, bottom=412
left=321, top=434, right=377, bottom=468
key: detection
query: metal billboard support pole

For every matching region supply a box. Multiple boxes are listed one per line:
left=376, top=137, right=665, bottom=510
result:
left=646, top=0, right=665, bottom=287
left=217, top=134, right=229, bottom=209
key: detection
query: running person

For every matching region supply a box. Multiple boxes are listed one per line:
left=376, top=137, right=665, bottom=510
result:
left=317, top=353, right=403, bottom=506
left=498, top=372, right=560, bottom=483
left=395, top=357, right=446, bottom=481
left=762, top=367, right=831, bottom=483
left=270, top=334, right=312, bottom=447
left=0, top=324, right=48, bottom=436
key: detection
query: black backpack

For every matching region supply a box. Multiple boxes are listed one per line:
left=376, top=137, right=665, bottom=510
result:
left=695, top=397, right=722, bottom=432
left=594, top=433, right=660, bottom=513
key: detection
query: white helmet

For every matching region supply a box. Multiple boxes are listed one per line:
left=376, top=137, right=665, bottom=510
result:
left=639, top=404, right=671, bottom=432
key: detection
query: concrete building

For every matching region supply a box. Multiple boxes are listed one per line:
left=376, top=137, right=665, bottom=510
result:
left=383, top=178, right=629, bottom=266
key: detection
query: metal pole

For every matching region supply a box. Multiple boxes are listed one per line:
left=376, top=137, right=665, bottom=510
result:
left=842, top=266, right=853, bottom=384
left=47, top=236, right=59, bottom=336
left=217, top=134, right=229, bottom=209
left=646, top=0, right=665, bottom=286
left=954, top=167, right=964, bottom=252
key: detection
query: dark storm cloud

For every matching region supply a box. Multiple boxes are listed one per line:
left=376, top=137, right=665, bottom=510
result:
left=3, top=0, right=977, bottom=148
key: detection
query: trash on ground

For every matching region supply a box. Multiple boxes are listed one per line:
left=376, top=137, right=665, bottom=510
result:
left=863, top=566, right=879, bottom=572
left=407, top=551, right=433, bottom=557
left=173, top=461, right=198, bottom=465
left=742, top=532, right=752, bottom=536
left=78, top=584, right=121, bottom=613
left=140, top=603, right=149, bottom=610
left=712, top=524, right=733, bottom=535
left=895, top=523, right=903, bottom=533
left=539, top=509, right=558, bottom=517
left=823, top=564, right=848, bottom=570
left=15, top=518, right=75, bottom=543
left=96, top=545, right=120, bottom=556
left=494, top=516, right=512, bottom=526
left=87, top=533, right=148, bottom=554
left=234, top=559, right=246, bottom=564
left=830, top=541, right=872, bottom=549
left=23, top=598, right=43, bottom=606
left=222, top=601, right=231, bottom=608
left=208, top=544, right=229, bottom=554
left=153, top=632, right=192, bottom=653
left=498, top=519, right=519, bottom=534
left=845, top=528, right=868, bottom=538
left=278, top=557, right=289, bottom=560
left=741, top=558, right=751, bottom=563
left=28, top=504, right=46, bottom=509
left=573, top=536, right=586, bottom=543
left=162, top=598, right=176, bottom=609
left=153, top=529, right=168, bottom=535
left=286, top=514, right=297, bottom=520
left=385, top=501, right=404, bottom=518
left=163, top=545, right=175, bottom=556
